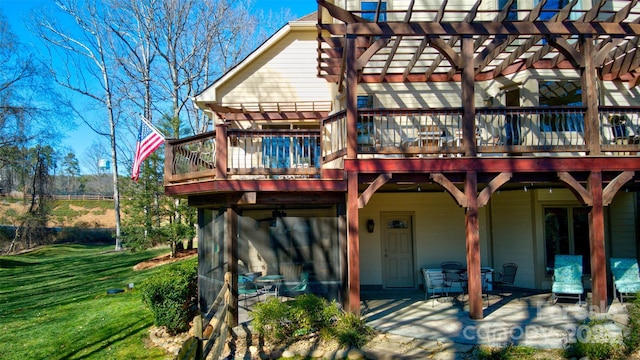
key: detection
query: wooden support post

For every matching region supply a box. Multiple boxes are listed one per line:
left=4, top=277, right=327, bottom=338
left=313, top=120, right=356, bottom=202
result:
left=338, top=204, right=348, bottom=309
left=461, top=35, right=477, bottom=157
left=581, top=36, right=600, bottom=156
left=465, top=171, right=482, bottom=319
left=346, top=31, right=358, bottom=160
left=347, top=170, right=360, bottom=314
left=215, top=122, right=228, bottom=179
left=226, top=208, right=238, bottom=326
left=588, top=171, right=607, bottom=312
left=164, top=138, right=175, bottom=183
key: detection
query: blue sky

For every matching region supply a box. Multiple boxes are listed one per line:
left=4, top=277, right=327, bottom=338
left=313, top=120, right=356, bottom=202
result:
left=0, top=0, right=317, bottom=173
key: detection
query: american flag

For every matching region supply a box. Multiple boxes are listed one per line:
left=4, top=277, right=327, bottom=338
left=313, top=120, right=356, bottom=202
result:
left=131, top=119, right=165, bottom=181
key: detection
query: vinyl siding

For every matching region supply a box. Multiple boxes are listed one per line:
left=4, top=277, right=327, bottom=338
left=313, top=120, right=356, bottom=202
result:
left=217, top=30, right=331, bottom=106
left=359, top=192, right=490, bottom=287
left=489, top=190, right=536, bottom=289
left=609, top=192, right=638, bottom=258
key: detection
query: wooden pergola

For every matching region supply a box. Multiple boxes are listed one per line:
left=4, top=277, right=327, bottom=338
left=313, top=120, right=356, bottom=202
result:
left=315, top=0, right=640, bottom=318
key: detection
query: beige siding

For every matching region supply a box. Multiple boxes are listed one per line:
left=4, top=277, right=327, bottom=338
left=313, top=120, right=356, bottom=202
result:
left=601, top=81, right=640, bottom=106
left=359, top=192, right=490, bottom=287
left=357, top=189, right=634, bottom=290
left=217, top=30, right=332, bottom=105
left=490, top=190, right=536, bottom=289
left=609, top=192, right=638, bottom=258
left=359, top=82, right=488, bottom=108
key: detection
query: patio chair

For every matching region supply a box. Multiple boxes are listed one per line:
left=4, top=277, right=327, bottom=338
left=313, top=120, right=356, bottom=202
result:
left=610, top=258, right=640, bottom=304
left=551, top=255, right=584, bottom=305
left=279, top=272, right=309, bottom=298
left=238, top=275, right=261, bottom=307
left=422, top=268, right=450, bottom=307
left=490, top=263, right=518, bottom=289
left=441, top=261, right=466, bottom=295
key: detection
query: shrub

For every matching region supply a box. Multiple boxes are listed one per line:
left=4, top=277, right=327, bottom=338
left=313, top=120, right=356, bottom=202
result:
left=624, top=297, right=640, bottom=354
left=474, top=344, right=537, bottom=359
left=140, top=258, right=197, bottom=334
left=289, top=294, right=340, bottom=336
left=252, top=297, right=293, bottom=342
left=565, top=319, right=624, bottom=360
left=56, top=227, right=113, bottom=244
left=333, top=311, right=373, bottom=348
left=251, top=294, right=373, bottom=348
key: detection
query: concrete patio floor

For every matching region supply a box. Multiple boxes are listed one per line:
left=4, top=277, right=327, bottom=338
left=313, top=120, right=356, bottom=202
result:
left=236, top=288, right=630, bottom=354
left=360, top=288, right=629, bottom=350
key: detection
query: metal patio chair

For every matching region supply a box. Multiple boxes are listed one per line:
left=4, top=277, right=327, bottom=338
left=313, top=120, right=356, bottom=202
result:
left=610, top=257, right=640, bottom=304
left=280, top=272, right=309, bottom=298
left=422, top=268, right=450, bottom=307
left=490, top=263, right=518, bottom=289
left=238, top=275, right=261, bottom=307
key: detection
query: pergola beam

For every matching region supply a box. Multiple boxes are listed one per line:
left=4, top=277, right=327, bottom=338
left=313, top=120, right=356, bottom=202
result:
left=319, top=22, right=640, bottom=37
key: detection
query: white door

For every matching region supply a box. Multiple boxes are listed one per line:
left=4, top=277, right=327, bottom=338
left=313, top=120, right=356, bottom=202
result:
left=381, top=213, right=415, bottom=288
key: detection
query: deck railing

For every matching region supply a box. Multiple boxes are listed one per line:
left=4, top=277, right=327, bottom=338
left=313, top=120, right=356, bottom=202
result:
left=599, top=106, right=640, bottom=154
left=166, top=107, right=639, bottom=183
left=476, top=106, right=588, bottom=154
left=227, top=129, right=321, bottom=178
left=166, top=131, right=217, bottom=183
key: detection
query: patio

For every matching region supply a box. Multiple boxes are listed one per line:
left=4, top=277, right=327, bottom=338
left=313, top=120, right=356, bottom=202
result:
left=237, top=289, right=630, bottom=350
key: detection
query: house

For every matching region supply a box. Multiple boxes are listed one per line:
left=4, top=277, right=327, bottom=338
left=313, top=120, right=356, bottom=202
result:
left=164, top=0, right=640, bottom=322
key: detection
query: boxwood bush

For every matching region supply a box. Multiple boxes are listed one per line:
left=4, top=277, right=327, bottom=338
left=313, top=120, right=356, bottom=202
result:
left=140, top=258, right=197, bottom=334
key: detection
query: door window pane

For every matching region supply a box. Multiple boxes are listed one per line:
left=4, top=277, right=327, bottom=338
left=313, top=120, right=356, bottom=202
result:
left=572, top=207, right=591, bottom=274
left=387, top=219, right=408, bottom=229
left=544, top=206, right=591, bottom=275
left=545, top=207, right=569, bottom=274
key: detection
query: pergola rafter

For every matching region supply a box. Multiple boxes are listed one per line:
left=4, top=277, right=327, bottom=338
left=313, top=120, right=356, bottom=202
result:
left=316, top=0, right=640, bottom=85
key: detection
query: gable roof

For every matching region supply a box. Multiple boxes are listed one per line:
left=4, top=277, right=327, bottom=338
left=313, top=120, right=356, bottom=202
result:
left=194, top=14, right=317, bottom=108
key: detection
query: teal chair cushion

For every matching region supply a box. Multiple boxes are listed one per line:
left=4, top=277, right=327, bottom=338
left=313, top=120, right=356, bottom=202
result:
left=552, top=255, right=583, bottom=294
left=616, top=281, right=640, bottom=294
left=552, top=281, right=584, bottom=294
left=611, top=258, right=640, bottom=295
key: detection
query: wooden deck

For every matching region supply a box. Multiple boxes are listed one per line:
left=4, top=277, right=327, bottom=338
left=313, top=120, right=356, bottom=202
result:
left=165, top=107, right=639, bottom=186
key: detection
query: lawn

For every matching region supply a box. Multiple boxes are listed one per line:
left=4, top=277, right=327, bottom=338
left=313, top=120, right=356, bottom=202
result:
left=0, top=244, right=175, bottom=359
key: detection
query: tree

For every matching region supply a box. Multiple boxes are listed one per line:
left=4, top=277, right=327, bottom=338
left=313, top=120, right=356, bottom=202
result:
left=7, top=145, right=57, bottom=253
left=33, top=0, right=124, bottom=250
left=111, top=0, right=259, bottom=255
left=82, top=140, right=112, bottom=195
left=0, top=9, right=66, bottom=196
left=60, top=152, right=80, bottom=193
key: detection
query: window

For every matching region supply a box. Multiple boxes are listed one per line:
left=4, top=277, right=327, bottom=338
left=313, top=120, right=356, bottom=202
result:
left=357, top=95, right=373, bottom=109
left=505, top=88, right=521, bottom=145
left=361, top=1, right=387, bottom=22
left=539, top=81, right=584, bottom=132
left=544, top=206, right=590, bottom=275
left=538, top=0, right=569, bottom=20
left=387, top=219, right=408, bottom=229
left=499, top=0, right=518, bottom=21
left=262, top=125, right=320, bottom=169
left=356, top=95, right=374, bottom=142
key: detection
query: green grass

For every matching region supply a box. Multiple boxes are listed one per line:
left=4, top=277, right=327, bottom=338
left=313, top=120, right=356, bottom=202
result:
left=0, top=244, right=173, bottom=359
